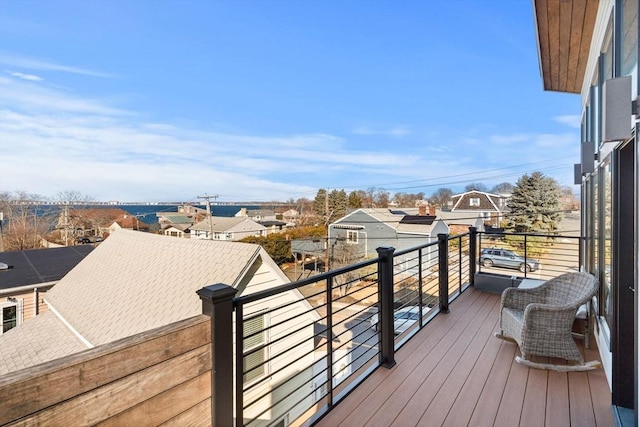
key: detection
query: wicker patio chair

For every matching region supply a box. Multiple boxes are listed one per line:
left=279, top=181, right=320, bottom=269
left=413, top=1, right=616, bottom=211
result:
left=496, top=272, right=601, bottom=371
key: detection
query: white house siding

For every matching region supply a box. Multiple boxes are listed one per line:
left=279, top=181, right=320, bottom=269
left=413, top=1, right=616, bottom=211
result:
left=237, top=261, right=319, bottom=426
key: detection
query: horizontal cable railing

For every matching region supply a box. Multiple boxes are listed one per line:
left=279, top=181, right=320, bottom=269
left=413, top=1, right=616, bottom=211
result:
left=477, top=231, right=581, bottom=281
left=222, top=229, right=580, bottom=426
left=232, top=231, right=475, bottom=426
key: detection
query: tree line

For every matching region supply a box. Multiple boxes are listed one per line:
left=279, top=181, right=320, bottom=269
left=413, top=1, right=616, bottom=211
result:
left=0, top=173, right=578, bottom=253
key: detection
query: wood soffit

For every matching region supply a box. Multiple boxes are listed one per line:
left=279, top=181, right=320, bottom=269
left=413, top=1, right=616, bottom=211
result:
left=534, top=0, right=599, bottom=93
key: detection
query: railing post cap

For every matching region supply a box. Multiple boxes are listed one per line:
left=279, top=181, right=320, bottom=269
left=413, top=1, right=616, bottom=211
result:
left=376, top=246, right=395, bottom=255
left=197, top=283, right=237, bottom=303
left=437, top=233, right=449, bottom=239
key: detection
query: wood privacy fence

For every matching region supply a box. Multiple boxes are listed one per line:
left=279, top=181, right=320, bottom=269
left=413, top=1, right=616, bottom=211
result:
left=0, top=315, right=212, bottom=426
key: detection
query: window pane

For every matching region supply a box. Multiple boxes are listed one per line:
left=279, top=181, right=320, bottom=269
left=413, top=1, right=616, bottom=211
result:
left=243, top=314, right=266, bottom=383
left=621, top=0, right=638, bottom=77
left=2, top=306, right=17, bottom=333
left=603, top=160, right=613, bottom=328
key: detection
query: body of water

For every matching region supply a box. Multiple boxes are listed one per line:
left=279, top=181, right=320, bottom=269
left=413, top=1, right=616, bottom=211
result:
left=27, top=204, right=262, bottom=226
left=121, top=205, right=261, bottom=225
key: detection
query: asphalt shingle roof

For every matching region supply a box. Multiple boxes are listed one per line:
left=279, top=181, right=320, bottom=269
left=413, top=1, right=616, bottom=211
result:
left=0, top=311, right=87, bottom=375
left=45, top=230, right=260, bottom=346
left=0, top=245, right=94, bottom=290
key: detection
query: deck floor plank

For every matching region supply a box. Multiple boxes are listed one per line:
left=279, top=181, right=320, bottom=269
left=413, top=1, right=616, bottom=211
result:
left=545, top=368, right=571, bottom=427
left=315, top=288, right=614, bottom=427
left=520, top=365, right=548, bottom=427
left=387, top=296, right=497, bottom=426
left=440, top=316, right=503, bottom=427
left=415, top=297, right=501, bottom=427
left=334, top=292, right=490, bottom=427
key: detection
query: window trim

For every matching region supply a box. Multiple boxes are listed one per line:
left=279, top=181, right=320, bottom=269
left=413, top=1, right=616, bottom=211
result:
left=1, top=300, right=21, bottom=334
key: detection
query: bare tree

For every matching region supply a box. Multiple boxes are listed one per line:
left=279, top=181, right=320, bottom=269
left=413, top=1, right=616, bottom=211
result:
left=464, top=182, right=488, bottom=192
left=375, top=189, right=390, bottom=208
left=491, top=182, right=514, bottom=194
left=0, top=191, right=51, bottom=251
left=55, top=191, right=96, bottom=245
left=429, top=188, right=453, bottom=208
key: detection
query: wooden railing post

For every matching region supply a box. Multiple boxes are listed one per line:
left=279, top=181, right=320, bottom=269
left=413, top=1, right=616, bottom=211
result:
left=468, top=227, right=477, bottom=287
left=437, top=234, right=450, bottom=313
left=197, top=283, right=237, bottom=427
left=377, top=246, right=396, bottom=368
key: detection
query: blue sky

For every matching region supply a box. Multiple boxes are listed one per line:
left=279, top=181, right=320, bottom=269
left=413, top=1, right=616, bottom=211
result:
left=0, top=0, right=581, bottom=203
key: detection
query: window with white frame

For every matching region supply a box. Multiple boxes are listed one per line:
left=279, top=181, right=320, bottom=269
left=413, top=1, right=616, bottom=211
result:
left=243, top=313, right=267, bottom=384
left=1, top=300, right=21, bottom=334
left=347, top=230, right=358, bottom=244
left=469, top=198, right=480, bottom=207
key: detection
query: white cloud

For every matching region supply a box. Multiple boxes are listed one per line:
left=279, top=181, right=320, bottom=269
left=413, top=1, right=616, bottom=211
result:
left=0, top=79, right=423, bottom=201
left=0, top=76, right=128, bottom=115
left=0, top=59, right=581, bottom=201
left=351, top=125, right=410, bottom=137
left=553, top=115, right=581, bottom=128
left=0, top=53, right=116, bottom=78
left=8, top=71, right=43, bottom=81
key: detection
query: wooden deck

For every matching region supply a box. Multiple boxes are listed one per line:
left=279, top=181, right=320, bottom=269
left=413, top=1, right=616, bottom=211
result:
left=316, top=287, right=614, bottom=427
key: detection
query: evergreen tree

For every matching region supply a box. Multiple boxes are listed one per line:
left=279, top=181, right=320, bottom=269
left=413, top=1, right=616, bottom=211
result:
left=506, top=172, right=563, bottom=233
left=328, top=189, right=348, bottom=222
left=313, top=189, right=327, bottom=216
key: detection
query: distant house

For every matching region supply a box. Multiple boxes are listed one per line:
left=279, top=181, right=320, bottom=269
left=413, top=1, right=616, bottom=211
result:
left=0, top=245, right=93, bottom=334
left=56, top=207, right=132, bottom=239
left=190, top=216, right=266, bottom=241
left=327, top=207, right=449, bottom=269
left=447, top=190, right=509, bottom=227
left=281, top=209, right=300, bottom=225
left=162, top=223, right=191, bottom=238
left=156, top=204, right=207, bottom=235
left=436, top=210, right=485, bottom=235
left=235, top=208, right=288, bottom=235
left=107, top=214, right=150, bottom=233
left=235, top=208, right=277, bottom=222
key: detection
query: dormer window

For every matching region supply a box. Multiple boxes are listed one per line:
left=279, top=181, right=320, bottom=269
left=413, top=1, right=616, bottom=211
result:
left=469, top=198, right=480, bottom=207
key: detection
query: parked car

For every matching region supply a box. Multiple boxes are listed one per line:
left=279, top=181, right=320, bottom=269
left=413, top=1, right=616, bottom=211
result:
left=370, top=306, right=431, bottom=335
left=479, top=248, right=539, bottom=273
left=76, top=237, right=91, bottom=244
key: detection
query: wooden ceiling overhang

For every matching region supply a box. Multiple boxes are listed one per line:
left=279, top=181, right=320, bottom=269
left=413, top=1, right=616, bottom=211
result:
left=533, top=0, right=600, bottom=93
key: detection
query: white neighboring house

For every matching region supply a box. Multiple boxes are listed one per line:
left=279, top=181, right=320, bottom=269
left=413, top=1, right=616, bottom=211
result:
left=190, top=216, right=266, bottom=241
left=0, top=230, right=321, bottom=426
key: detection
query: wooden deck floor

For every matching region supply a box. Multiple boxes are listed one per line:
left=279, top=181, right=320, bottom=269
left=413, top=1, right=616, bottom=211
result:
left=316, top=287, right=614, bottom=427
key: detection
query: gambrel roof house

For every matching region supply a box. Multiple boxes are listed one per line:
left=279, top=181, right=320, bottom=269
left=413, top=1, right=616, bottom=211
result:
left=190, top=216, right=266, bottom=241
left=448, top=190, right=509, bottom=227
left=0, top=230, right=315, bottom=375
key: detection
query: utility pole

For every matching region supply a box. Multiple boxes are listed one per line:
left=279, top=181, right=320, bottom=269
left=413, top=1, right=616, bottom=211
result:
left=198, top=193, right=219, bottom=240
left=325, top=191, right=330, bottom=272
